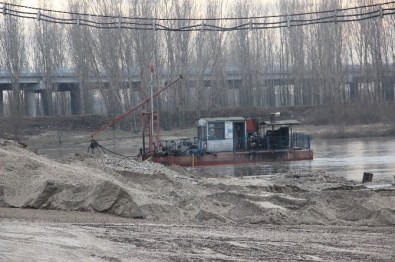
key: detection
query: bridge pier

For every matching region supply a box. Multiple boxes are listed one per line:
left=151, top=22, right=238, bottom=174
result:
left=70, top=86, right=81, bottom=115
left=24, top=90, right=36, bottom=117
left=383, top=77, right=395, bottom=102
left=349, top=80, right=359, bottom=102
left=40, top=90, right=51, bottom=116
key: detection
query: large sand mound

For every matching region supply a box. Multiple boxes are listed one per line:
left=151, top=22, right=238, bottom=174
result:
left=1, top=139, right=394, bottom=226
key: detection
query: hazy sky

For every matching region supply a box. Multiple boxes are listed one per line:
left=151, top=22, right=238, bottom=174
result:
left=21, top=0, right=278, bottom=11
left=19, top=0, right=359, bottom=16
left=23, top=0, right=63, bottom=9
left=22, top=0, right=278, bottom=6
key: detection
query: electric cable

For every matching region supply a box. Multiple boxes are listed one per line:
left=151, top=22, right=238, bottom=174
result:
left=1, top=1, right=394, bottom=21
left=0, top=1, right=394, bottom=31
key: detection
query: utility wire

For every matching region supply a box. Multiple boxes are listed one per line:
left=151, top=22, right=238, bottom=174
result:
left=1, top=1, right=395, bottom=21
left=0, top=1, right=394, bottom=31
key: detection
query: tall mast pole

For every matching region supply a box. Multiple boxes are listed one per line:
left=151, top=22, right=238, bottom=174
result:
left=150, top=64, right=154, bottom=153
left=150, top=18, right=156, bottom=153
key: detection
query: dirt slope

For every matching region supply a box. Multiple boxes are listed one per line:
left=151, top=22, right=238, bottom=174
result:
left=1, top=138, right=395, bottom=226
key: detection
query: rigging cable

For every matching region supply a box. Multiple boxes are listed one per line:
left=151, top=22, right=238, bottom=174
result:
left=88, top=139, right=136, bottom=159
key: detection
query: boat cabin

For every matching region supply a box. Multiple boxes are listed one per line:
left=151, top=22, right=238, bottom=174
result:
left=197, top=117, right=247, bottom=152
left=196, top=115, right=310, bottom=152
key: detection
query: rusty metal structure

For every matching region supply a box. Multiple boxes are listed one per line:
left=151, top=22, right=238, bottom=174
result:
left=90, top=75, right=183, bottom=155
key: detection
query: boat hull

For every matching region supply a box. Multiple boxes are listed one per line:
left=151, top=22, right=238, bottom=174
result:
left=151, top=149, right=313, bottom=167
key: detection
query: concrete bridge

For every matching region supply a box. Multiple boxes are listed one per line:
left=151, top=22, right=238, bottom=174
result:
left=0, top=68, right=142, bottom=117
left=0, top=66, right=394, bottom=117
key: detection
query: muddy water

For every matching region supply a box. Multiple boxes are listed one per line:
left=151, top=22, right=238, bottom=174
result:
left=192, top=137, right=395, bottom=182
left=37, top=136, right=395, bottom=182
left=311, top=137, right=395, bottom=181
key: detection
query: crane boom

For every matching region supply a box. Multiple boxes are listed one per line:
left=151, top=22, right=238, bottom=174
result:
left=90, top=75, right=182, bottom=138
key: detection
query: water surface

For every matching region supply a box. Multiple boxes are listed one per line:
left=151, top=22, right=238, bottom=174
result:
left=191, top=137, right=395, bottom=182
left=38, top=136, right=395, bottom=182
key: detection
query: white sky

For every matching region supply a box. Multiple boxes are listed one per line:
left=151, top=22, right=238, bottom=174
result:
left=23, top=0, right=279, bottom=7
left=23, top=0, right=63, bottom=9
left=20, top=0, right=361, bottom=16
left=20, top=0, right=281, bottom=13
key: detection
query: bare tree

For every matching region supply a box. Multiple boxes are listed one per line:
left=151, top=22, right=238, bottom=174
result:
left=67, top=0, right=96, bottom=115
left=199, top=0, right=228, bottom=116
left=93, top=1, right=126, bottom=118
left=0, top=0, right=26, bottom=137
left=162, top=0, right=196, bottom=127
left=2, top=0, right=395, bottom=122
left=32, top=1, right=67, bottom=116
left=228, top=1, right=254, bottom=108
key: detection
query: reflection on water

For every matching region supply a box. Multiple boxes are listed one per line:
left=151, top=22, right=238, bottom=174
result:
left=192, top=137, right=395, bottom=182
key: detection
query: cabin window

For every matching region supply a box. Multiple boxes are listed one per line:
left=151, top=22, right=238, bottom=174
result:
left=208, top=122, right=225, bottom=140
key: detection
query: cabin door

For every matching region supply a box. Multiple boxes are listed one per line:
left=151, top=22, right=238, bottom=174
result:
left=233, top=122, right=245, bottom=150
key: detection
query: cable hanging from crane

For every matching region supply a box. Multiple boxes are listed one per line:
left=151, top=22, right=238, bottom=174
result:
left=0, top=1, right=394, bottom=31
left=87, top=139, right=135, bottom=158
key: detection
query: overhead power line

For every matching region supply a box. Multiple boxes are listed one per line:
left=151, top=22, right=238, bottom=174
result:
left=0, top=1, right=394, bottom=31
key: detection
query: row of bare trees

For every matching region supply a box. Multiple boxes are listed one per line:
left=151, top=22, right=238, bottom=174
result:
left=0, top=0, right=394, bottom=128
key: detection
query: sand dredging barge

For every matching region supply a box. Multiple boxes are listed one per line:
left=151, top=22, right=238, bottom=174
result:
left=145, top=113, right=313, bottom=167
left=89, top=75, right=312, bottom=166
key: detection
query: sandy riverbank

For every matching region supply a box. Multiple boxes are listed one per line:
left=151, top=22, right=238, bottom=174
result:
left=1, top=138, right=395, bottom=260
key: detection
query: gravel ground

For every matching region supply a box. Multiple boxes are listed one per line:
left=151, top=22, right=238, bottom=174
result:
left=1, top=210, right=394, bottom=262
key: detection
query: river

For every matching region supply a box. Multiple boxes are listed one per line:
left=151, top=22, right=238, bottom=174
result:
left=191, top=137, right=395, bottom=182
left=38, top=136, right=395, bottom=182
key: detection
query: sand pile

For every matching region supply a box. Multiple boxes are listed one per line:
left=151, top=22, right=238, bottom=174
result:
left=1, top=139, right=394, bottom=226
